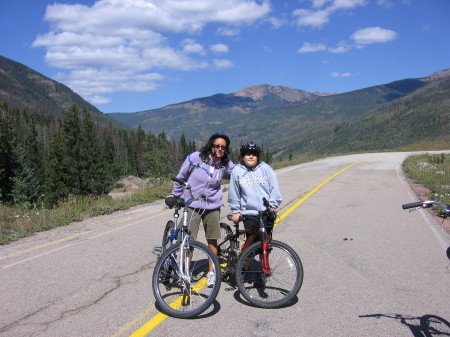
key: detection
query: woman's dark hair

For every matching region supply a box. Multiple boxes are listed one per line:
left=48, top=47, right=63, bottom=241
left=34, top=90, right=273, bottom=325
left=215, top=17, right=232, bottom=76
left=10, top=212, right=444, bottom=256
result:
left=200, top=132, right=231, bottom=166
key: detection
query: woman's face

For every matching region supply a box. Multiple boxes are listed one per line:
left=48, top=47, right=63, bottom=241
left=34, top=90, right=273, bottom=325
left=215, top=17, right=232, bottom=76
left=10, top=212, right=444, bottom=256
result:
left=243, top=152, right=258, bottom=168
left=211, top=137, right=227, bottom=160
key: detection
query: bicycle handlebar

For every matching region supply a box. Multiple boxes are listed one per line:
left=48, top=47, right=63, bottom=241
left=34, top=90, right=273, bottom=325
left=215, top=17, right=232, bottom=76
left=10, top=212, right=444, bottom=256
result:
left=402, top=200, right=450, bottom=214
left=402, top=201, right=424, bottom=209
left=171, top=177, right=190, bottom=189
left=170, top=177, right=208, bottom=204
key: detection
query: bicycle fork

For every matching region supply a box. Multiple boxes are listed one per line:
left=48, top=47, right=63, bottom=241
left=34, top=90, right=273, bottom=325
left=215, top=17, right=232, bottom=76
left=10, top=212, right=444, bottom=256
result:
left=259, top=225, right=271, bottom=276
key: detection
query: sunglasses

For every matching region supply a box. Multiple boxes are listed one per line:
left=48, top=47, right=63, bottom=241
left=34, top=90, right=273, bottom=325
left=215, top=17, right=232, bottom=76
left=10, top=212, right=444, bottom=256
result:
left=213, top=144, right=227, bottom=150
left=244, top=151, right=259, bottom=157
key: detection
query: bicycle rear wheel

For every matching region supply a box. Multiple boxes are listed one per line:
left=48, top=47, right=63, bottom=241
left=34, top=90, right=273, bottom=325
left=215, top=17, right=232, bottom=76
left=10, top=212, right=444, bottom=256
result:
left=235, top=240, right=303, bottom=308
left=218, top=223, right=235, bottom=277
left=152, top=239, right=221, bottom=318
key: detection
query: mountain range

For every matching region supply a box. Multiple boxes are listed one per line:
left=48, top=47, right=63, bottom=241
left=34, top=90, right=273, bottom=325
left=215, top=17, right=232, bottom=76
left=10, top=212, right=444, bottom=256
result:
left=110, top=69, right=450, bottom=158
left=1, top=54, right=449, bottom=159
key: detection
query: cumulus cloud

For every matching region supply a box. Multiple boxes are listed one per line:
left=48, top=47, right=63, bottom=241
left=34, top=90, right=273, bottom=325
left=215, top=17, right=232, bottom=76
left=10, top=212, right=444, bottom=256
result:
left=351, top=27, right=398, bottom=45
left=298, top=42, right=327, bottom=53
left=216, top=27, right=241, bottom=36
left=32, top=0, right=271, bottom=105
left=297, top=26, right=396, bottom=55
left=213, top=59, right=234, bottom=69
left=293, top=0, right=366, bottom=28
left=329, top=72, right=353, bottom=77
left=210, top=43, right=229, bottom=53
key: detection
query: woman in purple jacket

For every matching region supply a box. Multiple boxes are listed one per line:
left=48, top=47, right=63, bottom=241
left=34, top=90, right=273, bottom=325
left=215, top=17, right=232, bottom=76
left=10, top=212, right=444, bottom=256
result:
left=168, top=132, right=235, bottom=287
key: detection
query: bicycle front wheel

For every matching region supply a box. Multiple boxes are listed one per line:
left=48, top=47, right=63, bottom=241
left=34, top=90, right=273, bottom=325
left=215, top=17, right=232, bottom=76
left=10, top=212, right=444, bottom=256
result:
left=236, top=240, right=303, bottom=308
left=152, top=239, right=221, bottom=318
left=161, top=220, right=176, bottom=251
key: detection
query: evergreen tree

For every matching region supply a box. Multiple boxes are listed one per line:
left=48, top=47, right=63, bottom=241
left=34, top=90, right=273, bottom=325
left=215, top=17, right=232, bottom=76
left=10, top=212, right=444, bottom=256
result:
left=136, top=125, right=146, bottom=177
left=0, top=113, right=17, bottom=202
left=180, top=132, right=190, bottom=157
left=79, top=108, right=101, bottom=195
left=11, top=118, right=44, bottom=207
left=144, top=132, right=157, bottom=177
left=44, top=130, right=69, bottom=207
left=60, top=105, right=82, bottom=194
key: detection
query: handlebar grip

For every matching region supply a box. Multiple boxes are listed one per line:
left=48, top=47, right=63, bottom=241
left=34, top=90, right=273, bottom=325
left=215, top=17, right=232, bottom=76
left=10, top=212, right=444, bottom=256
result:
left=171, top=177, right=190, bottom=189
left=262, top=198, right=270, bottom=208
left=227, top=214, right=245, bottom=222
left=402, top=201, right=423, bottom=209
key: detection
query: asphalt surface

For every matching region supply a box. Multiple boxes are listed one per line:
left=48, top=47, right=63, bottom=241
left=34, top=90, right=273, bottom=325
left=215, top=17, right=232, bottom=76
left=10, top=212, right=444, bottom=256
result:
left=1, top=152, right=449, bottom=337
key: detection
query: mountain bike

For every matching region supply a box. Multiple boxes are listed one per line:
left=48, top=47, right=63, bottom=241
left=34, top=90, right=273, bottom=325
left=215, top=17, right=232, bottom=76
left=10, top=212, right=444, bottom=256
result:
left=218, top=198, right=303, bottom=308
left=402, top=199, right=450, bottom=260
left=151, top=178, right=221, bottom=318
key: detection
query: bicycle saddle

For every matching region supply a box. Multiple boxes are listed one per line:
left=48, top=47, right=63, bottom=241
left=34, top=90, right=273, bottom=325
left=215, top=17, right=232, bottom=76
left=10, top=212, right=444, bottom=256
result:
left=165, top=197, right=185, bottom=208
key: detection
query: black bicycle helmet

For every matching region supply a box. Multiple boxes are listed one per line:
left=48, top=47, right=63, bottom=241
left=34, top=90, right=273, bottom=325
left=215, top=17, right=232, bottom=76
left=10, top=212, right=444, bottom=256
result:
left=209, top=131, right=230, bottom=147
left=240, top=141, right=261, bottom=156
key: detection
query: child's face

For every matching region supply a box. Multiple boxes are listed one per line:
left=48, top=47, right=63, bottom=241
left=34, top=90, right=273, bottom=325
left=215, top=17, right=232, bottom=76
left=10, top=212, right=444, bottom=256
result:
left=243, top=152, right=258, bottom=168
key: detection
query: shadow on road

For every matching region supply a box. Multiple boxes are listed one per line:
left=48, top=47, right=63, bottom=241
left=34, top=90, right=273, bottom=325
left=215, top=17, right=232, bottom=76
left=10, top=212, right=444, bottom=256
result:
left=359, top=313, right=450, bottom=337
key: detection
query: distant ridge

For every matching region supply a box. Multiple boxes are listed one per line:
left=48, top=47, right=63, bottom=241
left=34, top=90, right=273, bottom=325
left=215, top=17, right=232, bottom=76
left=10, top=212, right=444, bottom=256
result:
left=109, top=69, right=450, bottom=157
left=0, top=55, right=126, bottom=128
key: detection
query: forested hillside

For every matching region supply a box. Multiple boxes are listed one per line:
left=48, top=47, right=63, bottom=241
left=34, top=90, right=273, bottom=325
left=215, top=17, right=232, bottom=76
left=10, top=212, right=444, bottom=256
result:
left=0, top=102, right=199, bottom=207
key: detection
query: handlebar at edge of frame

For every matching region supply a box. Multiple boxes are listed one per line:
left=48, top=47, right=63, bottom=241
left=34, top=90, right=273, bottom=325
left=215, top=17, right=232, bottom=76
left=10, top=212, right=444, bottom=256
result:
left=402, top=201, right=424, bottom=209
left=402, top=200, right=450, bottom=213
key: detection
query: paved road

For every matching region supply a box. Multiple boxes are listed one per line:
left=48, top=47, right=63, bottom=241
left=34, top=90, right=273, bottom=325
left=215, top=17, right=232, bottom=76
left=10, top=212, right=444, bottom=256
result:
left=1, top=152, right=449, bottom=337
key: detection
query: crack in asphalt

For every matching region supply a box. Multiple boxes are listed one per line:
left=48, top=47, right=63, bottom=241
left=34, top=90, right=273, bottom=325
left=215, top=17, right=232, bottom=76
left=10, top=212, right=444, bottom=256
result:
left=0, top=261, right=154, bottom=336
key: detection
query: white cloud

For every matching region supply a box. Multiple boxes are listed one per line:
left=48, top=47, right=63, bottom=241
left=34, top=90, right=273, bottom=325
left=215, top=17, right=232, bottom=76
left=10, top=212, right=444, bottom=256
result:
left=181, top=39, right=205, bottom=55
left=293, top=9, right=330, bottom=28
left=213, top=59, right=234, bottom=69
left=32, top=0, right=270, bottom=105
left=351, top=26, right=397, bottom=45
left=210, top=43, right=229, bottom=53
left=216, top=27, right=241, bottom=36
left=328, top=40, right=352, bottom=53
left=293, top=0, right=367, bottom=28
left=298, top=41, right=327, bottom=53
left=329, top=72, right=353, bottom=77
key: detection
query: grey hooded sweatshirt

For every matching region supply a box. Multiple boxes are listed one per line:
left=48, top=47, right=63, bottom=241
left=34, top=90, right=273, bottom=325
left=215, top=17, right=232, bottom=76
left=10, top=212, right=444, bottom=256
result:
left=228, top=162, right=282, bottom=216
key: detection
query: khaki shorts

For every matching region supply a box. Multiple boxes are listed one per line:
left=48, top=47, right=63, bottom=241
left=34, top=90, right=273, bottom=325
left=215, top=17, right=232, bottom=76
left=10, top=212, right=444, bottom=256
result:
left=185, top=207, right=221, bottom=240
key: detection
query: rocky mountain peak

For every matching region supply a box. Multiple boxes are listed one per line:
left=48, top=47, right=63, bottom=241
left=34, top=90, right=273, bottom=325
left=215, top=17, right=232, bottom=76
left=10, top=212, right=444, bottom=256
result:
left=234, top=84, right=316, bottom=103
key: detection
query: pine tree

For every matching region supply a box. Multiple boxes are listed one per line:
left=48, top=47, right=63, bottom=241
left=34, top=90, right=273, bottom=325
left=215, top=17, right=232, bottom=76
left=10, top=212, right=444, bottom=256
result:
left=136, top=125, right=146, bottom=177
left=79, top=108, right=101, bottom=195
left=61, top=105, right=82, bottom=194
left=0, top=113, right=17, bottom=202
left=11, top=118, right=44, bottom=207
left=44, top=130, right=69, bottom=207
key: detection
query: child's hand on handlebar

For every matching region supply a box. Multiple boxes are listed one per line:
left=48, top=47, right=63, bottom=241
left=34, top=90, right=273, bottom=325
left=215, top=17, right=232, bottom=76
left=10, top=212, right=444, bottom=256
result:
left=232, top=213, right=242, bottom=224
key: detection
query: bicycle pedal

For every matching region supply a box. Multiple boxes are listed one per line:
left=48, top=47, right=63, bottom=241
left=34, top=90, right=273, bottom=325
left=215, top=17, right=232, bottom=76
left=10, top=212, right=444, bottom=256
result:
left=152, top=245, right=163, bottom=258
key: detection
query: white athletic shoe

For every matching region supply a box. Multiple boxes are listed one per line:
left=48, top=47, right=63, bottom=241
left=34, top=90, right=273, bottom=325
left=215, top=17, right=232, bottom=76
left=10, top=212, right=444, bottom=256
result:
left=207, top=271, right=215, bottom=288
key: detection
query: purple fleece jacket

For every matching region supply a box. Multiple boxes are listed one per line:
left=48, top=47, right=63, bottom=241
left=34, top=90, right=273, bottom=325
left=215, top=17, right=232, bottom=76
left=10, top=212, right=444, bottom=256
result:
left=171, top=151, right=235, bottom=210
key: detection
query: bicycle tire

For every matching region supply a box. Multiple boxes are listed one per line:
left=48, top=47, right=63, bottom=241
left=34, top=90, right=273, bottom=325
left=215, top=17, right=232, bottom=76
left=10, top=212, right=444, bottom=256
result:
left=235, top=240, right=303, bottom=308
left=162, top=220, right=176, bottom=251
left=218, top=223, right=234, bottom=276
left=152, top=239, right=221, bottom=318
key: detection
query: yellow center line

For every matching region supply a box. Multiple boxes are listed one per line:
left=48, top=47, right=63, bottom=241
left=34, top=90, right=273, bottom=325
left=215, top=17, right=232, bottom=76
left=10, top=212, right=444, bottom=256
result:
left=274, top=157, right=378, bottom=227
left=129, top=278, right=208, bottom=337
left=0, top=208, right=165, bottom=262
left=124, top=157, right=378, bottom=337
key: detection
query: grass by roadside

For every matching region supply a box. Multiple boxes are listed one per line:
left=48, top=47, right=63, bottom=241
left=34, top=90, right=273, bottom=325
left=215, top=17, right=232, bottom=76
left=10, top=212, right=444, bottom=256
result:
left=0, top=179, right=172, bottom=245
left=402, top=153, right=450, bottom=216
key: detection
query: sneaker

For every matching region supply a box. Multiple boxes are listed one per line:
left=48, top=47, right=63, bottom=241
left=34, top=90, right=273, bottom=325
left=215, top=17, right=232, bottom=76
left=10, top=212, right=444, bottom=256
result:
left=207, top=271, right=215, bottom=288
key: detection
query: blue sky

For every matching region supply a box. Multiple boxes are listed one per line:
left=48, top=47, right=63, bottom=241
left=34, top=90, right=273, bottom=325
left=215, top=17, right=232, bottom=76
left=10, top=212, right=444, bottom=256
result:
left=1, top=0, right=449, bottom=113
